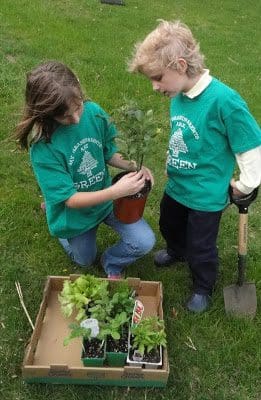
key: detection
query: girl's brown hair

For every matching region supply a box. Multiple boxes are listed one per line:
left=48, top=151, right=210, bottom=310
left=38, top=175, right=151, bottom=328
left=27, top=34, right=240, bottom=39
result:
left=15, top=61, right=84, bottom=149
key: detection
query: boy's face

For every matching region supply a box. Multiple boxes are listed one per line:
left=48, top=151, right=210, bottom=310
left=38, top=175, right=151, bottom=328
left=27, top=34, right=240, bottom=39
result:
left=149, top=63, right=192, bottom=98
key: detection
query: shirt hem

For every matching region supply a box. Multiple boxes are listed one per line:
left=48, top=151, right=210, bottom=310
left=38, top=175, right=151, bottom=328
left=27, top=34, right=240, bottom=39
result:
left=50, top=204, right=113, bottom=238
left=165, top=188, right=227, bottom=212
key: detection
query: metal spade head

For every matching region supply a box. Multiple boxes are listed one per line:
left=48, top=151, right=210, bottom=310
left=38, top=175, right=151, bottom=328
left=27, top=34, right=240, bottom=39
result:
left=224, top=187, right=259, bottom=318
left=223, top=282, right=257, bottom=318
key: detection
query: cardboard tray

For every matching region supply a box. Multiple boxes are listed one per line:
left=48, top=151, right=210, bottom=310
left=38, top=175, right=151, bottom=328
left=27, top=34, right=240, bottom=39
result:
left=22, top=275, right=169, bottom=387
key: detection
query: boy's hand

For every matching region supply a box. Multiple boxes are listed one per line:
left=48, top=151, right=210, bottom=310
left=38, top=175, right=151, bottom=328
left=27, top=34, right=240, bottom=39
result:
left=230, top=178, right=245, bottom=198
left=229, top=181, right=259, bottom=209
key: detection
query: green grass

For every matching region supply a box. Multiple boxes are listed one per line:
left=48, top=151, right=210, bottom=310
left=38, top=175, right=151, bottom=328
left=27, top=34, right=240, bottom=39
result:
left=0, top=0, right=260, bottom=399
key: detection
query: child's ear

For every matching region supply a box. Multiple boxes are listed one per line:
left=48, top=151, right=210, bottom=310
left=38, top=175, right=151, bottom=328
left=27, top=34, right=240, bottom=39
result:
left=176, top=58, right=188, bottom=74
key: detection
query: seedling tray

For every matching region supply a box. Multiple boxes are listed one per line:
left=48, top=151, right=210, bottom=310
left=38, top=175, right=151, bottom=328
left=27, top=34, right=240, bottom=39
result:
left=22, top=275, right=169, bottom=387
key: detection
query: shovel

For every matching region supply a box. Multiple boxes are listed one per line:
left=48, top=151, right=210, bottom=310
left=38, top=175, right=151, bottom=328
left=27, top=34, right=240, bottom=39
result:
left=223, top=187, right=259, bottom=317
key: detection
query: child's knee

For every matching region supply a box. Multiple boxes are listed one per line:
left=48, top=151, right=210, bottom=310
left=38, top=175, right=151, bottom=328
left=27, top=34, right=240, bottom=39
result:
left=72, top=252, right=97, bottom=267
left=133, top=230, right=156, bottom=256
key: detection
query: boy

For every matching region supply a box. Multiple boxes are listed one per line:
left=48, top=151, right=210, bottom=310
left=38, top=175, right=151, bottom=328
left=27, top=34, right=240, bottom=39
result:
left=128, top=20, right=261, bottom=312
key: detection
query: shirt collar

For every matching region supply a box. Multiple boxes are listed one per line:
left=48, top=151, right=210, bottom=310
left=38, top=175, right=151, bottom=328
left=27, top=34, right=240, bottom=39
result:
left=184, top=69, right=212, bottom=99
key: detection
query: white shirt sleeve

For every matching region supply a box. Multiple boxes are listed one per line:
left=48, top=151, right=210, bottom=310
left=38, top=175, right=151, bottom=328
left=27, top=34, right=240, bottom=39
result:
left=235, top=146, right=261, bottom=194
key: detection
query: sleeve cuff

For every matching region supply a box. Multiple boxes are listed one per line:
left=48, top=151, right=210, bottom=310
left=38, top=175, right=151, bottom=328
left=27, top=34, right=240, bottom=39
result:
left=235, top=181, right=254, bottom=195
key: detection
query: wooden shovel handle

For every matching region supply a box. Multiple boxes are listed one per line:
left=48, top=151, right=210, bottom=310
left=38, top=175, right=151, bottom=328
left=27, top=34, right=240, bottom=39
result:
left=238, top=213, right=248, bottom=256
left=237, top=212, right=248, bottom=286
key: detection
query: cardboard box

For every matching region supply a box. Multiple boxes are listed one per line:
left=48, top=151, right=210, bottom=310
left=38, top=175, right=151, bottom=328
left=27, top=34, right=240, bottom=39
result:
left=22, top=275, right=169, bottom=387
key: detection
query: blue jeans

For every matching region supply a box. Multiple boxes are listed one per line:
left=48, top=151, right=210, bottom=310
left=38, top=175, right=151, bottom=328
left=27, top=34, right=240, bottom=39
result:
left=59, top=211, right=155, bottom=275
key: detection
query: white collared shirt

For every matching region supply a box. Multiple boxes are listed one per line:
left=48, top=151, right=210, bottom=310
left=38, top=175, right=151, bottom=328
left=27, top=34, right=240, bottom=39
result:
left=184, top=69, right=212, bottom=99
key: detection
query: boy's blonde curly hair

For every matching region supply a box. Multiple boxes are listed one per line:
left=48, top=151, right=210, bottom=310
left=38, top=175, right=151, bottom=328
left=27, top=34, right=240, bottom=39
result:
left=128, top=20, right=205, bottom=78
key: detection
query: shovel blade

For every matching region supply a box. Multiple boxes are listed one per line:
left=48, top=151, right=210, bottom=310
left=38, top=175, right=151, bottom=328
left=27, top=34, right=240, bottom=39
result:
left=223, top=283, right=257, bottom=317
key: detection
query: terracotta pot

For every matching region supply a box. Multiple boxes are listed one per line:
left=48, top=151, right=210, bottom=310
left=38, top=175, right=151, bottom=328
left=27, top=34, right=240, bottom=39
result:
left=112, top=171, right=151, bottom=224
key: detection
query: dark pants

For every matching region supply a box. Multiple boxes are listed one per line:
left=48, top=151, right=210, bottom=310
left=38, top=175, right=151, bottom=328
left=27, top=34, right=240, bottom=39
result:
left=159, top=193, right=223, bottom=295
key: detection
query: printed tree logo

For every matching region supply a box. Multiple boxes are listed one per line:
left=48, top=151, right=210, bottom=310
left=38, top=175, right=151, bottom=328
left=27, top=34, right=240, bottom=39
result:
left=77, top=151, right=98, bottom=176
left=169, top=128, right=188, bottom=157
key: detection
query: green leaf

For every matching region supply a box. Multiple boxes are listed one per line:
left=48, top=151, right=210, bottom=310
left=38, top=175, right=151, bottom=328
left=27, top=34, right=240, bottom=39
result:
left=112, top=99, right=157, bottom=167
left=111, top=331, right=121, bottom=340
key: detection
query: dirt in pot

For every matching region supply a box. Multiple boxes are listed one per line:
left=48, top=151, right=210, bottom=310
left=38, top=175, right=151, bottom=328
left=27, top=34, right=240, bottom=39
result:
left=82, top=338, right=105, bottom=359
left=138, top=178, right=151, bottom=197
left=129, top=347, right=161, bottom=364
left=141, top=348, right=161, bottom=363
left=107, top=328, right=129, bottom=353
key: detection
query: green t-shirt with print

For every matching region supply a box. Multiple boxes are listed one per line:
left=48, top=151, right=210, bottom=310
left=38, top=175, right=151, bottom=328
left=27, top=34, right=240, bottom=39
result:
left=166, top=78, right=261, bottom=211
left=30, top=101, right=118, bottom=238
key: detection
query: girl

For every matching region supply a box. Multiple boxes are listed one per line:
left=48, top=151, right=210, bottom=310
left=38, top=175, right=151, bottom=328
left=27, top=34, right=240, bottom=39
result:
left=15, top=61, right=155, bottom=278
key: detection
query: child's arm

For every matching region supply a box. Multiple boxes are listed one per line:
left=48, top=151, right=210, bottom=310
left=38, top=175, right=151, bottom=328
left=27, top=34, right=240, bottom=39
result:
left=230, top=146, right=261, bottom=196
left=65, top=169, right=146, bottom=208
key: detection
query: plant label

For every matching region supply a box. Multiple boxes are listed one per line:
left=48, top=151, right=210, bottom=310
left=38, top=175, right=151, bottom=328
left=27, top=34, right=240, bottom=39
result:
left=80, top=318, right=99, bottom=338
left=131, top=300, right=144, bottom=326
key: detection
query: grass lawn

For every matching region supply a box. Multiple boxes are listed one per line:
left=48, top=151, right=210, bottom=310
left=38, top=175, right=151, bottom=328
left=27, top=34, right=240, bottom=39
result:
left=0, top=0, right=260, bottom=399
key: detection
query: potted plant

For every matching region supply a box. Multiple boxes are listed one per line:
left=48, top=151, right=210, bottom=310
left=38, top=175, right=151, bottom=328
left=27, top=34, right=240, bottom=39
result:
left=61, top=276, right=136, bottom=368
left=104, top=281, right=135, bottom=366
left=127, top=316, right=167, bottom=369
left=87, top=280, right=135, bottom=367
left=111, top=99, right=157, bottom=223
left=59, top=275, right=109, bottom=367
left=64, top=321, right=107, bottom=367
left=103, top=311, right=130, bottom=366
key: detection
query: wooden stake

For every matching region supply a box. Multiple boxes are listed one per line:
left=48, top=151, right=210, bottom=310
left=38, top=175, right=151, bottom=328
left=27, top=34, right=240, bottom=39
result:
left=15, top=281, right=35, bottom=330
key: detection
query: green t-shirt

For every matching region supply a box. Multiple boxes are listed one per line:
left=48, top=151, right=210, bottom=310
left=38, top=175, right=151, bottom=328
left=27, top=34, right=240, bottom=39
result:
left=166, top=78, right=261, bottom=211
left=30, top=101, right=118, bottom=238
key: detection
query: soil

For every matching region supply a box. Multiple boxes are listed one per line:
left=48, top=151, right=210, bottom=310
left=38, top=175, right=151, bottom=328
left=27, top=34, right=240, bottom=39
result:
left=82, top=338, right=105, bottom=359
left=129, top=347, right=161, bottom=364
left=141, top=348, right=160, bottom=363
left=107, top=328, right=129, bottom=353
left=134, top=178, right=151, bottom=198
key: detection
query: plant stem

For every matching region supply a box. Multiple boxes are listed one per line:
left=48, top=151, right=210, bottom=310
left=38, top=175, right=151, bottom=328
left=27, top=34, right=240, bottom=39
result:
left=138, top=154, right=144, bottom=171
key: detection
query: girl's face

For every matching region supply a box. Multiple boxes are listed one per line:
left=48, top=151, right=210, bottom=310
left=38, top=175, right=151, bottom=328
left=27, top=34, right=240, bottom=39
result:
left=54, top=101, right=83, bottom=125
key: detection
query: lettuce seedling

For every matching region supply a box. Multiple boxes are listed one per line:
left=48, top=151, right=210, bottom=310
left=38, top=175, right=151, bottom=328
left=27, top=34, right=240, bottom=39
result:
left=58, top=274, right=109, bottom=321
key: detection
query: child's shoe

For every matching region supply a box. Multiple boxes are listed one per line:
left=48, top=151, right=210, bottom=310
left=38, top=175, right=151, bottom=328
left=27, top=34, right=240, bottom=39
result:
left=154, top=249, right=185, bottom=267
left=186, top=293, right=211, bottom=313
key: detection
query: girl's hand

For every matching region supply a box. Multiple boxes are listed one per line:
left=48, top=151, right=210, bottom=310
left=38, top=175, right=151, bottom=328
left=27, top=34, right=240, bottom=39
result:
left=140, top=166, right=154, bottom=187
left=230, top=178, right=245, bottom=197
left=112, top=170, right=146, bottom=198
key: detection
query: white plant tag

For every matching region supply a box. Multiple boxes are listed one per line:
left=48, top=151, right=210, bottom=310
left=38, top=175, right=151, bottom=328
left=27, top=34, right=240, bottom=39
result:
left=80, top=318, right=99, bottom=338
left=133, top=350, right=143, bottom=362
left=131, top=300, right=144, bottom=326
